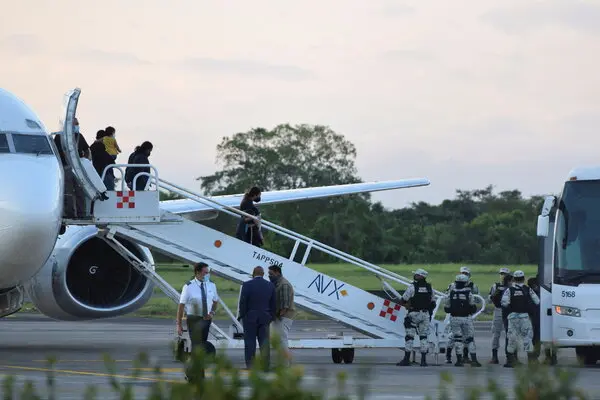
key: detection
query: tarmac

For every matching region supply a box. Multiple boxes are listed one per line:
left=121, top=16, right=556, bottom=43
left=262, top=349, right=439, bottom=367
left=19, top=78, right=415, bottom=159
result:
left=0, top=314, right=599, bottom=399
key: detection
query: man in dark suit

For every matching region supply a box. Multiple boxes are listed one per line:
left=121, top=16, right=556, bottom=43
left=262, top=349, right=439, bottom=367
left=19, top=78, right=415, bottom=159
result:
left=238, top=266, right=276, bottom=370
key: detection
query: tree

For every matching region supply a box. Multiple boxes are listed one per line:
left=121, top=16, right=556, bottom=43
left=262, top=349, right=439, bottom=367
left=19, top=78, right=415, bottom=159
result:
left=197, top=124, right=361, bottom=195
left=197, top=124, right=374, bottom=261
left=193, top=123, right=547, bottom=265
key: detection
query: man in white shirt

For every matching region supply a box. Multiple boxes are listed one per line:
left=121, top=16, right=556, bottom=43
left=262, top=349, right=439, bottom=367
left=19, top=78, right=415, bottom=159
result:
left=176, top=262, right=219, bottom=357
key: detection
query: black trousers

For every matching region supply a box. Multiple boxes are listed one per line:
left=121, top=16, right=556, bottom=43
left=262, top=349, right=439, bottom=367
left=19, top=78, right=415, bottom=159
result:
left=503, top=317, right=509, bottom=355
left=186, top=316, right=211, bottom=379
left=187, top=316, right=211, bottom=348
left=243, top=314, right=271, bottom=370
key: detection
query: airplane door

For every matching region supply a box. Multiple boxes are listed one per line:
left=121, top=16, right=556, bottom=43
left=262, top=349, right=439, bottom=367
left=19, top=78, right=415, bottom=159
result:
left=60, top=88, right=107, bottom=203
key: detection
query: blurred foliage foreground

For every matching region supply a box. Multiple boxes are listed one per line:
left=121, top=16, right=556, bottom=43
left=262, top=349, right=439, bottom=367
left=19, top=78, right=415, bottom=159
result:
left=0, top=339, right=591, bottom=400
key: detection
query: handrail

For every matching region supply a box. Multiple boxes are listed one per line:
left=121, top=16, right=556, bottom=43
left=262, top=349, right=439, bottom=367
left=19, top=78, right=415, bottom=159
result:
left=100, top=164, right=160, bottom=191
left=61, top=88, right=105, bottom=202
left=156, top=178, right=446, bottom=298
left=133, top=172, right=154, bottom=191
left=159, top=180, right=413, bottom=281
left=472, top=294, right=486, bottom=319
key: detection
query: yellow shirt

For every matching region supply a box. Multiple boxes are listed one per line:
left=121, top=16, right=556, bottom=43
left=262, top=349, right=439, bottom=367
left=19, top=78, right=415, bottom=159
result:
left=102, top=136, right=120, bottom=155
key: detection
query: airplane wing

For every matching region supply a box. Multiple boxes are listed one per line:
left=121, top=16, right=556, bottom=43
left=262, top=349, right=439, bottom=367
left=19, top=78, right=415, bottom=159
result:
left=160, top=178, right=430, bottom=221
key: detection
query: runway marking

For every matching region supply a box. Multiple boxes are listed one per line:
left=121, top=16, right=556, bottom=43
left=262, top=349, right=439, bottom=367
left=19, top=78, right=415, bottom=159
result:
left=0, top=365, right=181, bottom=384
left=33, top=360, right=133, bottom=363
left=127, top=368, right=183, bottom=373
left=126, top=368, right=254, bottom=375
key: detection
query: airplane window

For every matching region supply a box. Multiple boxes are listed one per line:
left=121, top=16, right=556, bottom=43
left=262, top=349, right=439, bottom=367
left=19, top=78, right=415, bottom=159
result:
left=0, top=134, right=9, bottom=153
left=11, top=133, right=53, bottom=155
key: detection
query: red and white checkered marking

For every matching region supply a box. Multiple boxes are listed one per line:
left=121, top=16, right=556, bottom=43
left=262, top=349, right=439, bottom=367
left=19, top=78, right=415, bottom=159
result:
left=379, top=299, right=401, bottom=322
left=116, top=191, right=136, bottom=209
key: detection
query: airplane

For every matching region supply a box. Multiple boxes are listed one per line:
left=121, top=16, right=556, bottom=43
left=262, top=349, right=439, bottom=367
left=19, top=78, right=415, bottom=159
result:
left=0, top=87, right=430, bottom=322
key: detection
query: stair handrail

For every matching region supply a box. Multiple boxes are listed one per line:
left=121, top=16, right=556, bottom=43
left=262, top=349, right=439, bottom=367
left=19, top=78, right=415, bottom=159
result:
left=159, top=178, right=415, bottom=286
left=157, top=178, right=446, bottom=298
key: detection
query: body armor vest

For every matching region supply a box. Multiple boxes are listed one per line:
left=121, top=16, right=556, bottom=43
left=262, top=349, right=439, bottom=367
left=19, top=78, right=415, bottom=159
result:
left=449, top=288, right=472, bottom=317
left=508, top=285, right=531, bottom=314
left=410, top=280, right=432, bottom=311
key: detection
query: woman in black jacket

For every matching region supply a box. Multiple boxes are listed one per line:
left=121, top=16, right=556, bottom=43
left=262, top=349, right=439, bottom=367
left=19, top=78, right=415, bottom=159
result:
left=125, top=141, right=153, bottom=190
left=235, top=186, right=263, bottom=247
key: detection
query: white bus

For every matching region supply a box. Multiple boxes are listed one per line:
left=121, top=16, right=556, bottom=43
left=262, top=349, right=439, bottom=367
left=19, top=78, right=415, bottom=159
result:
left=537, top=167, right=600, bottom=365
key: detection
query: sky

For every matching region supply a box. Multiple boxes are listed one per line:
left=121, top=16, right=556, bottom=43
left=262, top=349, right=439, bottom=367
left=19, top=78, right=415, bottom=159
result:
left=1, top=0, right=599, bottom=210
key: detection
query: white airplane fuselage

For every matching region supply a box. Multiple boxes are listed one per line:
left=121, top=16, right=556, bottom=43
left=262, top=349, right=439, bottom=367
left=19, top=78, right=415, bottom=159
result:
left=0, top=88, right=63, bottom=289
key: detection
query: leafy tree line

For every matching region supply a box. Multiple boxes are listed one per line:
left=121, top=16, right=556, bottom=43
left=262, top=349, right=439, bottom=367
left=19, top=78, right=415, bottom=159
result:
left=159, top=124, right=549, bottom=265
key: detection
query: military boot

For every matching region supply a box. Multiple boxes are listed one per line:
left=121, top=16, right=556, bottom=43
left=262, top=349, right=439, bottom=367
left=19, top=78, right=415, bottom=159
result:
left=396, top=351, right=411, bottom=366
left=470, top=353, right=482, bottom=367
left=420, top=353, right=427, bottom=367
left=445, top=347, right=452, bottom=364
left=463, top=347, right=471, bottom=364
left=489, top=349, right=498, bottom=364
left=514, top=352, right=521, bottom=365
left=528, top=352, right=539, bottom=365
left=454, top=354, right=464, bottom=367
left=503, top=352, right=515, bottom=368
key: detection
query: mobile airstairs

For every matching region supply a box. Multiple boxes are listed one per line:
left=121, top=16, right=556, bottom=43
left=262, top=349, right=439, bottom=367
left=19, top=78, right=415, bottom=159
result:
left=58, top=88, right=486, bottom=364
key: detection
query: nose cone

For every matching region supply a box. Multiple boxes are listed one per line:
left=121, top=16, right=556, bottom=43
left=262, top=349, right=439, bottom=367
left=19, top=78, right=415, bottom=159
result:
left=0, top=155, right=62, bottom=286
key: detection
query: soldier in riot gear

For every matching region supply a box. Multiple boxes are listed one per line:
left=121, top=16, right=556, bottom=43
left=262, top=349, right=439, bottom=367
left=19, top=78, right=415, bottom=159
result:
left=488, top=267, right=511, bottom=364
left=501, top=270, right=540, bottom=368
left=445, top=266, right=480, bottom=364
left=444, top=274, right=482, bottom=367
left=396, top=269, right=436, bottom=367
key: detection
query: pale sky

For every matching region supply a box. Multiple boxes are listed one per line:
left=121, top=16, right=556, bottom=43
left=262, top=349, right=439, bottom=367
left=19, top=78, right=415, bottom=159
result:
left=2, top=0, right=599, bottom=209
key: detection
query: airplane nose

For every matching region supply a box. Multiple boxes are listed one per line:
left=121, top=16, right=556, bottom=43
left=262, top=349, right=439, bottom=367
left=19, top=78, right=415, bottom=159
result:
left=0, top=156, right=62, bottom=286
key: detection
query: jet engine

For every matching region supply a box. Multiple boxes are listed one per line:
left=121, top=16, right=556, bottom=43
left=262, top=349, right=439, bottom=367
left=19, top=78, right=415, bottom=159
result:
left=23, top=224, right=155, bottom=320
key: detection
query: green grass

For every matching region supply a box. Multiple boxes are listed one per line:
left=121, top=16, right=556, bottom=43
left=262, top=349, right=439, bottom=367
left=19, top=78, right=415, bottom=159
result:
left=132, top=263, right=538, bottom=320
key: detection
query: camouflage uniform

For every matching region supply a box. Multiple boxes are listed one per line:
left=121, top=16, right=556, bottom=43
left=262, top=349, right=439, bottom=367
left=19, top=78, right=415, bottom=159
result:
left=450, top=317, right=476, bottom=360
left=397, top=268, right=435, bottom=367
left=444, top=274, right=481, bottom=367
left=488, top=267, right=510, bottom=364
left=501, top=271, right=540, bottom=368
left=404, top=309, right=431, bottom=354
left=489, top=284, right=505, bottom=350
left=445, top=268, right=479, bottom=363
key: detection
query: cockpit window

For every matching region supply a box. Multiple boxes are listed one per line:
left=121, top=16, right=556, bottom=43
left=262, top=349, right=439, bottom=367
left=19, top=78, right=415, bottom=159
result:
left=0, top=134, right=8, bottom=153
left=11, top=133, right=53, bottom=155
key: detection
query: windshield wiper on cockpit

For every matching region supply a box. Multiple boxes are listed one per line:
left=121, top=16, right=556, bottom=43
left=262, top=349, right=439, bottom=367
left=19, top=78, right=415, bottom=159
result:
left=559, top=271, right=600, bottom=285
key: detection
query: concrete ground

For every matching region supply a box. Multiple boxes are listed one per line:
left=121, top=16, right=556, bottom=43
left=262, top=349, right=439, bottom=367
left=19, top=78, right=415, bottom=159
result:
left=0, top=315, right=598, bottom=399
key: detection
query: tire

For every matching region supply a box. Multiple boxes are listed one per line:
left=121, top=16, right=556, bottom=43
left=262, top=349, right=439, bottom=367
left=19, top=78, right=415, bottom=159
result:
left=332, top=348, right=343, bottom=364
left=341, top=348, right=355, bottom=364
left=576, top=347, right=598, bottom=366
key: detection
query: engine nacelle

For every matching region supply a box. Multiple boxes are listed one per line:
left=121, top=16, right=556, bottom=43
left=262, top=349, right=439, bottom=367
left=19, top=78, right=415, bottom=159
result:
left=23, top=224, right=155, bottom=320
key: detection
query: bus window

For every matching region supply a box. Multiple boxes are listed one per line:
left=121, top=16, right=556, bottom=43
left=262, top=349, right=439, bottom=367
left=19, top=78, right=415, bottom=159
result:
left=554, top=180, right=600, bottom=285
